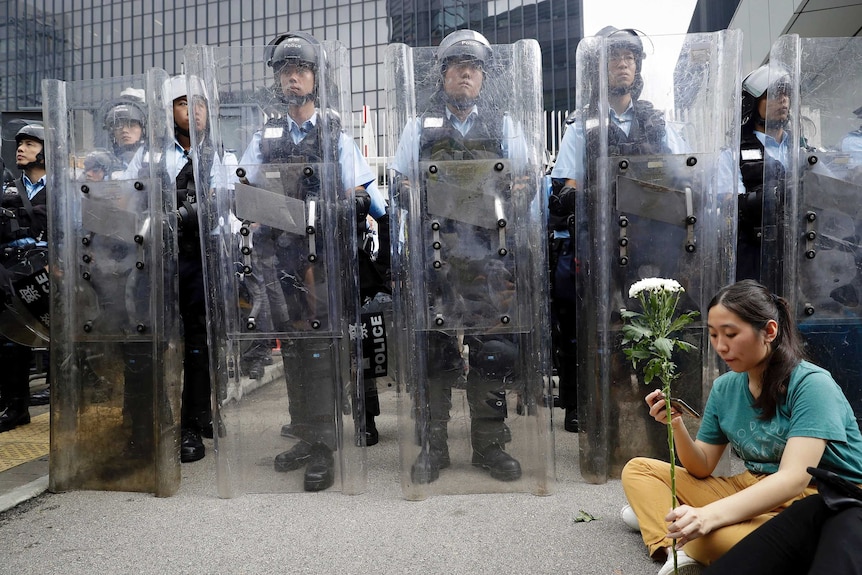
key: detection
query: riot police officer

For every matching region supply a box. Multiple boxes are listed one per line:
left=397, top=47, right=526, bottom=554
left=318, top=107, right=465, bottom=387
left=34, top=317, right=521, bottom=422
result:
left=0, top=122, right=48, bottom=432
left=737, top=63, right=794, bottom=282
left=550, top=26, right=688, bottom=435
left=391, top=30, right=526, bottom=484
left=104, top=97, right=147, bottom=167
left=167, top=75, right=217, bottom=463
left=238, top=31, right=387, bottom=491
left=81, top=149, right=122, bottom=182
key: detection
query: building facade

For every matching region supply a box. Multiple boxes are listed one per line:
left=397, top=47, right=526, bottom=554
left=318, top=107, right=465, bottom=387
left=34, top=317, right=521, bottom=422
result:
left=0, top=0, right=583, bottom=169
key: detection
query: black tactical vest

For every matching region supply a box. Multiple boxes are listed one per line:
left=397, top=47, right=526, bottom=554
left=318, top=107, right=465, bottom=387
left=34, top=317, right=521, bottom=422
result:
left=738, top=131, right=787, bottom=242
left=418, top=111, right=505, bottom=161
left=259, top=114, right=340, bottom=168
left=583, top=100, right=671, bottom=188
left=1, top=179, right=47, bottom=246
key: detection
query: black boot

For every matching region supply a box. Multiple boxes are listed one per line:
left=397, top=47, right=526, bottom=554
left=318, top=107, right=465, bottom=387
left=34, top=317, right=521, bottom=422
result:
left=180, top=428, right=205, bottom=463
left=364, top=412, right=379, bottom=446
left=472, top=444, right=522, bottom=481
left=410, top=445, right=451, bottom=484
left=0, top=400, right=31, bottom=433
left=274, top=440, right=313, bottom=472
left=564, top=407, right=579, bottom=433
left=473, top=445, right=521, bottom=481
left=29, top=385, right=50, bottom=406
left=303, top=443, right=335, bottom=492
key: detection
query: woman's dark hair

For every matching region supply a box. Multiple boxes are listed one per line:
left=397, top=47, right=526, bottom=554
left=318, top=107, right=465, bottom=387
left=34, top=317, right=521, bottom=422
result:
left=708, top=279, right=808, bottom=419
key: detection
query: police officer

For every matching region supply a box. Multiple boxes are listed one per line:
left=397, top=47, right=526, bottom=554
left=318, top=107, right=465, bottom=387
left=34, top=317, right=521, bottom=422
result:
left=167, top=75, right=217, bottom=463
left=81, top=149, right=122, bottom=182
left=550, top=27, right=688, bottom=435
left=737, top=63, right=794, bottom=282
left=0, top=122, right=48, bottom=432
left=391, top=29, right=526, bottom=484
left=238, top=32, right=387, bottom=491
left=104, top=97, right=147, bottom=167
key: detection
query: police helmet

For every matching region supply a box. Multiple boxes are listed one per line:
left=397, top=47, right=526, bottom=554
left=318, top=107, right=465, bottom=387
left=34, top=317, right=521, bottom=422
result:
left=266, top=32, right=321, bottom=76
left=436, top=29, right=493, bottom=74
left=596, top=26, right=646, bottom=99
left=167, top=75, right=187, bottom=103
left=104, top=98, right=147, bottom=131
left=83, top=149, right=120, bottom=173
left=265, top=32, right=323, bottom=104
left=596, top=26, right=645, bottom=67
left=14, top=122, right=45, bottom=147
left=741, top=63, right=791, bottom=127
left=14, top=122, right=45, bottom=168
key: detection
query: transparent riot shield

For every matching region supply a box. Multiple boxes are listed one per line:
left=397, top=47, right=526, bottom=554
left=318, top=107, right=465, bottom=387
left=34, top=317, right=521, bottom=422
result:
left=385, top=39, right=553, bottom=500
left=574, top=30, right=742, bottom=483
left=43, top=70, right=182, bottom=496
left=767, top=35, right=862, bottom=429
left=184, top=41, right=365, bottom=497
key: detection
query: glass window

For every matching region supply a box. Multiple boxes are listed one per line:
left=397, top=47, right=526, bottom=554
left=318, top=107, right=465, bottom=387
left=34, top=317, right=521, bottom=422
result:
left=364, top=2, right=378, bottom=20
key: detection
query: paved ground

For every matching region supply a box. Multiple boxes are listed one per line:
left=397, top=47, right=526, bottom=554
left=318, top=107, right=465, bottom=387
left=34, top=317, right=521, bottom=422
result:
left=0, top=373, right=660, bottom=575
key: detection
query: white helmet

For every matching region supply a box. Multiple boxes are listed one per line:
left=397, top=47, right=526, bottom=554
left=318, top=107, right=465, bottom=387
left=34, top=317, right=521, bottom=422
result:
left=167, top=75, right=188, bottom=103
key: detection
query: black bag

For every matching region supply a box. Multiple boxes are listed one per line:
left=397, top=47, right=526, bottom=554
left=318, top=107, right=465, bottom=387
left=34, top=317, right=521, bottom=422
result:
left=808, top=466, right=862, bottom=511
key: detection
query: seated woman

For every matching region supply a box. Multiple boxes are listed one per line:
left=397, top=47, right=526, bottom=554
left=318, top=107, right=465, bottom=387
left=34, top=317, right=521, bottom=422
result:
left=622, top=279, right=862, bottom=574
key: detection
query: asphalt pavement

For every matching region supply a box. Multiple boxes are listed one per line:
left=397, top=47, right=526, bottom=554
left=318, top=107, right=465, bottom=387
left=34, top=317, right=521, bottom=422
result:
left=0, top=377, right=659, bottom=575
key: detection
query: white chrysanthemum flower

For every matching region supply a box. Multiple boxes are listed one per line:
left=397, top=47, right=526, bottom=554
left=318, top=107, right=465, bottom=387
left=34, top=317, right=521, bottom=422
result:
left=628, top=277, right=684, bottom=298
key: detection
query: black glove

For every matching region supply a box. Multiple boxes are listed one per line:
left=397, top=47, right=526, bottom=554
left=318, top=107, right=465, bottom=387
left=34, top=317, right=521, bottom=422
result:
left=354, top=188, right=371, bottom=223
left=549, top=185, right=576, bottom=217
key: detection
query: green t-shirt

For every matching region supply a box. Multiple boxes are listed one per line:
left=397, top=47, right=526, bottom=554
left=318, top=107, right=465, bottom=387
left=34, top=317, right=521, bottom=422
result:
left=697, top=360, right=862, bottom=483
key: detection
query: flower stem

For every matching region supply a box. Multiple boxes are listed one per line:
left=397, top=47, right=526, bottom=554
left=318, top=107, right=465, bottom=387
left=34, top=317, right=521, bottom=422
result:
left=664, top=382, right=679, bottom=574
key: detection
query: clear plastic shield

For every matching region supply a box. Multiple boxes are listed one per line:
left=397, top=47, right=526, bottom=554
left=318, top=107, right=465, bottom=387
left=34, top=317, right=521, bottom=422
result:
left=385, top=39, right=553, bottom=499
left=184, top=41, right=364, bottom=497
left=767, top=35, right=862, bottom=428
left=574, top=31, right=742, bottom=482
left=43, top=70, right=182, bottom=496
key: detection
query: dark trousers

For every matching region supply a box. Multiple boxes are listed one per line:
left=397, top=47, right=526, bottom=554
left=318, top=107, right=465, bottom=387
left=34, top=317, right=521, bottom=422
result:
left=178, top=248, right=212, bottom=431
left=704, top=495, right=862, bottom=575
left=550, top=237, right=577, bottom=410
left=0, top=338, right=31, bottom=409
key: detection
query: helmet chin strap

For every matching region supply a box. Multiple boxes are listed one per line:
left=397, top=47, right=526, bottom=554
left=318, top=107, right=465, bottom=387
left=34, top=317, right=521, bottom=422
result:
left=17, top=160, right=44, bottom=171
left=279, top=88, right=316, bottom=107
left=442, top=92, right=478, bottom=110
left=175, top=124, right=191, bottom=139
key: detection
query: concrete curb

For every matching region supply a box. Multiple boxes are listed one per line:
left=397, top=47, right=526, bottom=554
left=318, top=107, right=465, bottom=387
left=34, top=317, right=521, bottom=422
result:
left=0, top=475, right=48, bottom=513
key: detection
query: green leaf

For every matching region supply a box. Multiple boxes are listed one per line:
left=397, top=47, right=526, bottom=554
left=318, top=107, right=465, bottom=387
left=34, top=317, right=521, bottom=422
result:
left=675, top=341, right=697, bottom=353
left=623, top=324, right=653, bottom=340
left=668, top=312, right=699, bottom=332
left=573, top=509, right=599, bottom=523
left=653, top=337, right=673, bottom=358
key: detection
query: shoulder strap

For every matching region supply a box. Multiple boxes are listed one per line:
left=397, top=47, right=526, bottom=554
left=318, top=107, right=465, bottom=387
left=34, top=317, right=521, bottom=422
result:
left=13, top=178, right=37, bottom=224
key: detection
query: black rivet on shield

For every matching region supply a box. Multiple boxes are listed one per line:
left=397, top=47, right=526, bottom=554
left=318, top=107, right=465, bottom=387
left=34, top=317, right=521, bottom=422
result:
left=134, top=181, right=144, bottom=190
left=81, top=185, right=89, bottom=194
left=686, top=156, right=697, bottom=167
